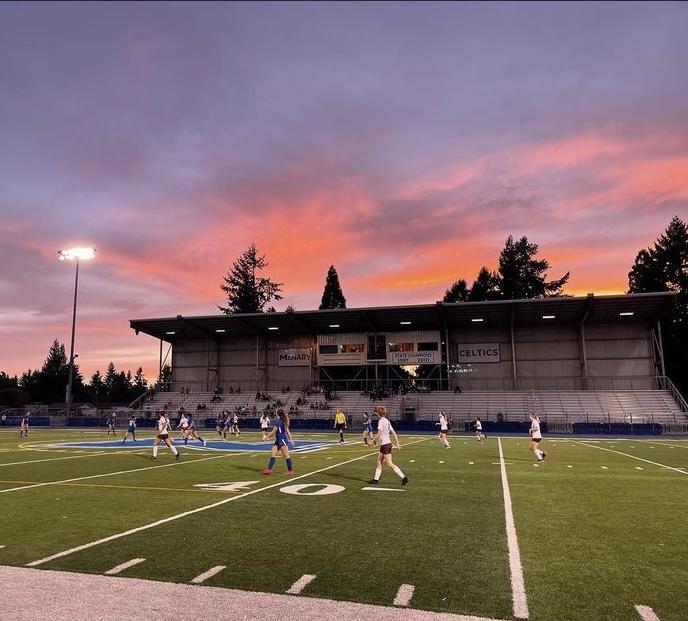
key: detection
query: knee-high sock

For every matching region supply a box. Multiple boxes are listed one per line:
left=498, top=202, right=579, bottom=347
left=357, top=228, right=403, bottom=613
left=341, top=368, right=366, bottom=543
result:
left=374, top=465, right=382, bottom=481
left=153, top=445, right=158, bottom=458
left=267, top=457, right=276, bottom=470
left=392, top=465, right=405, bottom=479
left=535, top=449, right=543, bottom=460
left=170, top=443, right=178, bottom=456
left=286, top=458, right=293, bottom=471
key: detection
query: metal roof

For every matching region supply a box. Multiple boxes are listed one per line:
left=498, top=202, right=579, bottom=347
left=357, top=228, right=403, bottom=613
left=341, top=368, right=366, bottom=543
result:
left=130, top=292, right=676, bottom=342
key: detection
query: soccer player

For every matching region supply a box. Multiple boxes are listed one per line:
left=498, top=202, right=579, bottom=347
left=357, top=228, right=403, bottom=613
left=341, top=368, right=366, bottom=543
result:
left=262, top=409, right=295, bottom=476
left=106, top=413, right=117, bottom=437
left=260, top=412, right=271, bottom=442
left=231, top=413, right=240, bottom=437
left=216, top=412, right=226, bottom=437
left=186, top=414, right=207, bottom=447
left=19, top=414, right=29, bottom=437
left=222, top=414, right=232, bottom=440
left=152, top=411, right=180, bottom=460
left=121, top=416, right=137, bottom=445
left=475, top=417, right=486, bottom=441
left=437, top=411, right=451, bottom=448
left=368, top=406, right=408, bottom=486
left=362, top=411, right=375, bottom=446
left=334, top=409, right=346, bottom=443
left=529, top=413, right=547, bottom=462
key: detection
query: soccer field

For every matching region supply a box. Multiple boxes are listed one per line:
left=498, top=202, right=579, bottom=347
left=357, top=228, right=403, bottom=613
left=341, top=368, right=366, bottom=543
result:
left=0, top=429, right=686, bottom=620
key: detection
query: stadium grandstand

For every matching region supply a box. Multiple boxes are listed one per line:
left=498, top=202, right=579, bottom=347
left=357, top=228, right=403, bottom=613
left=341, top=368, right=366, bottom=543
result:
left=129, top=292, right=688, bottom=435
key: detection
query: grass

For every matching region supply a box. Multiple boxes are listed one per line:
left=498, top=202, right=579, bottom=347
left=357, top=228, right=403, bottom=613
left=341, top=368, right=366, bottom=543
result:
left=0, top=428, right=686, bottom=620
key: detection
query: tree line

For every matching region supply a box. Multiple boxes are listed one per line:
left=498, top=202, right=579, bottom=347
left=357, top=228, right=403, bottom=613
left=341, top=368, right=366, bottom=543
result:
left=0, top=340, right=153, bottom=408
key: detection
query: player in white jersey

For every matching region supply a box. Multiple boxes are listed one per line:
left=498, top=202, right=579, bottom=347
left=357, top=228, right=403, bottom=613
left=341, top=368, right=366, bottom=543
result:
left=475, top=417, right=486, bottom=441
left=529, top=413, right=547, bottom=462
left=368, top=406, right=408, bottom=486
left=436, top=412, right=451, bottom=448
left=260, top=413, right=271, bottom=442
left=152, top=411, right=180, bottom=460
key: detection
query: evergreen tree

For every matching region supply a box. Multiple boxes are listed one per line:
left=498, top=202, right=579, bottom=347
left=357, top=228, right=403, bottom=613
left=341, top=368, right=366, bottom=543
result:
left=628, top=216, right=688, bottom=396
left=89, top=370, right=105, bottom=404
left=468, top=267, right=501, bottom=301
left=443, top=278, right=470, bottom=303
left=498, top=235, right=569, bottom=299
left=219, top=243, right=283, bottom=314
left=104, top=362, right=117, bottom=400
left=319, top=265, right=347, bottom=309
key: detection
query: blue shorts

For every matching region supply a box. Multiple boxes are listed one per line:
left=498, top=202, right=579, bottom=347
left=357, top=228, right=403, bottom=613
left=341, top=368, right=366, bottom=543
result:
left=364, top=424, right=373, bottom=433
left=275, top=437, right=289, bottom=448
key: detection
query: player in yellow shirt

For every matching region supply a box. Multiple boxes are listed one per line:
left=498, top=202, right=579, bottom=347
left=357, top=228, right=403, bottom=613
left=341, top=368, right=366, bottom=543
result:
left=334, top=410, right=347, bottom=443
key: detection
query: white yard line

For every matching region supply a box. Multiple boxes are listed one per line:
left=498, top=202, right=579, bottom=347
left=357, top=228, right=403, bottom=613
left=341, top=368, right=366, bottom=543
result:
left=0, top=565, right=511, bottom=621
left=0, top=451, right=119, bottom=468
left=497, top=438, right=529, bottom=620
left=1, top=453, right=244, bottom=495
left=635, top=604, right=661, bottom=621
left=577, top=442, right=688, bottom=476
left=104, top=558, right=145, bottom=575
left=191, top=565, right=226, bottom=584
left=27, top=438, right=429, bottom=568
left=393, top=584, right=415, bottom=607
left=286, top=573, right=317, bottom=594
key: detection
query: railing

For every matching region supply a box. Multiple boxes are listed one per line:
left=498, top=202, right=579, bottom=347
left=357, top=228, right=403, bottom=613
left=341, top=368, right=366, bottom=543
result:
left=658, top=376, right=688, bottom=413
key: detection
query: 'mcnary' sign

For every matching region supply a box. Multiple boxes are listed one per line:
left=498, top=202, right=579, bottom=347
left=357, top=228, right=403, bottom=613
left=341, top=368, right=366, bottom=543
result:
left=278, top=349, right=311, bottom=366
left=457, top=344, right=500, bottom=363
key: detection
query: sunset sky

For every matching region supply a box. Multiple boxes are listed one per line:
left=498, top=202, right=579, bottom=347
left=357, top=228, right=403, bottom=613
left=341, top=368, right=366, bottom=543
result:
left=1, top=2, right=687, bottom=380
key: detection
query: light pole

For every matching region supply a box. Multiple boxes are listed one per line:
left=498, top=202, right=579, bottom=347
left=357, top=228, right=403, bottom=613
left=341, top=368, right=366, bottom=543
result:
left=58, top=247, right=96, bottom=416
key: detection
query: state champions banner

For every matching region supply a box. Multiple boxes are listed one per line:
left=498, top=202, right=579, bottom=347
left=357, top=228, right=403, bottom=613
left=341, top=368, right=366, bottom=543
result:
left=278, top=349, right=311, bottom=366
left=457, top=343, right=500, bottom=363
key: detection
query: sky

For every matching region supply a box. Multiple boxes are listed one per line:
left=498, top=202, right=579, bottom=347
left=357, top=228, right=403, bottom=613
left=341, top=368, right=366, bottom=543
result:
left=1, top=1, right=687, bottom=380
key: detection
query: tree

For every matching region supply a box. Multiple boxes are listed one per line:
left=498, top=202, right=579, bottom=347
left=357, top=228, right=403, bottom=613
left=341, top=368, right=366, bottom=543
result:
left=319, top=265, right=347, bottom=309
left=104, top=362, right=117, bottom=400
left=219, top=243, right=283, bottom=314
left=89, top=370, right=105, bottom=404
left=443, top=278, right=470, bottom=303
left=628, top=216, right=688, bottom=396
left=469, top=267, right=501, bottom=302
left=498, top=235, right=569, bottom=299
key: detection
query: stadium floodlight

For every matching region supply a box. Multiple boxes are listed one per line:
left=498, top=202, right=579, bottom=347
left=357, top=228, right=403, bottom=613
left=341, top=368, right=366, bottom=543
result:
left=619, top=312, right=634, bottom=316
left=58, top=247, right=96, bottom=261
left=542, top=315, right=556, bottom=319
left=216, top=329, right=226, bottom=333
left=57, top=246, right=96, bottom=418
left=329, top=324, right=340, bottom=328
left=471, top=318, right=484, bottom=323
left=400, top=321, right=412, bottom=325
left=268, top=326, right=279, bottom=331
left=165, top=331, right=176, bottom=335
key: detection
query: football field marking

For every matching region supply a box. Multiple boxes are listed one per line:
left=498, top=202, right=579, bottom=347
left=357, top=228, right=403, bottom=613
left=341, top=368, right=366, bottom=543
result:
left=635, top=604, right=661, bottom=621
left=191, top=565, right=225, bottom=584
left=27, top=437, right=429, bottom=567
left=393, top=583, right=415, bottom=607
left=0, top=452, right=245, bottom=494
left=286, top=573, right=316, bottom=594
left=361, top=486, right=405, bottom=492
left=104, top=558, right=145, bottom=575
left=498, top=438, right=529, bottom=619
left=578, top=442, right=688, bottom=476
left=0, top=451, right=118, bottom=468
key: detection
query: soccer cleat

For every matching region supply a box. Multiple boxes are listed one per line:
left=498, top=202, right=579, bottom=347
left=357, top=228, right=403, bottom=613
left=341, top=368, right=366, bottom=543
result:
left=368, top=479, right=379, bottom=484
left=401, top=476, right=409, bottom=486
left=150, top=456, right=157, bottom=460
left=541, top=451, right=547, bottom=461
left=285, top=470, right=295, bottom=476
left=262, top=469, right=272, bottom=475
left=175, top=452, right=180, bottom=461
left=203, top=440, right=207, bottom=447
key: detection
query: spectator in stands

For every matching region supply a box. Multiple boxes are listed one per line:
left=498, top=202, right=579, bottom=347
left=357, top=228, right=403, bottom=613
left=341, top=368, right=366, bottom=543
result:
left=229, top=386, right=234, bottom=394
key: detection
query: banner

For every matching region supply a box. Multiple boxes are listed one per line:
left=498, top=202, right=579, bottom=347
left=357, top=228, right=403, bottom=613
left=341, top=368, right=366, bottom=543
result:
left=389, top=351, right=440, bottom=365
left=278, top=349, right=311, bottom=366
left=457, top=343, right=500, bottom=363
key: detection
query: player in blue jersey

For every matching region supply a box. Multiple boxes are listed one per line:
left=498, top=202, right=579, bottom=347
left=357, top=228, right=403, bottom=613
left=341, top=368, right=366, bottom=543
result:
left=222, top=414, right=232, bottom=440
left=216, top=412, right=227, bottom=438
left=121, top=416, right=137, bottom=444
left=184, top=414, right=207, bottom=447
left=262, top=409, right=295, bottom=476
left=362, top=411, right=375, bottom=446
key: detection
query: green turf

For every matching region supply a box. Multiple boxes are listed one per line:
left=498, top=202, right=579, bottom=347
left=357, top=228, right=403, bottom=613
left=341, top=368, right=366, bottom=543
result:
left=0, top=429, right=686, bottom=620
